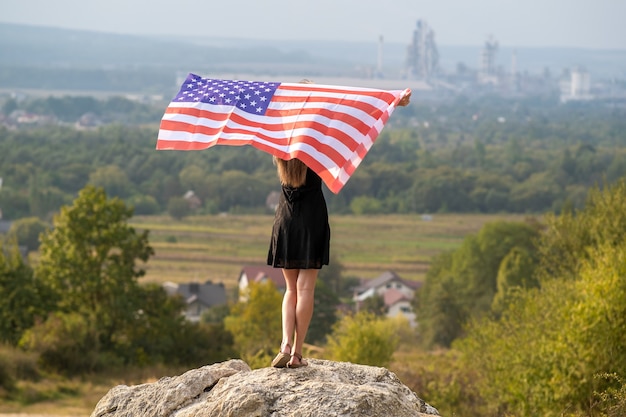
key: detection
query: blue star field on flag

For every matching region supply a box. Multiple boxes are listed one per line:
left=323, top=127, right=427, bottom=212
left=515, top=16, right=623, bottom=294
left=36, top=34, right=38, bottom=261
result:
left=173, top=74, right=280, bottom=116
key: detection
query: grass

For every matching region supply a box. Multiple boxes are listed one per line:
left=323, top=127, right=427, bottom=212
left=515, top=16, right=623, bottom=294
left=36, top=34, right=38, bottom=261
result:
left=0, top=365, right=189, bottom=417
left=132, top=212, right=529, bottom=287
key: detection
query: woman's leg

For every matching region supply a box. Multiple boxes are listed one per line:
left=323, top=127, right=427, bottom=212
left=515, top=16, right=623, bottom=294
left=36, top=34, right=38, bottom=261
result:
left=280, top=269, right=299, bottom=353
left=289, top=268, right=318, bottom=366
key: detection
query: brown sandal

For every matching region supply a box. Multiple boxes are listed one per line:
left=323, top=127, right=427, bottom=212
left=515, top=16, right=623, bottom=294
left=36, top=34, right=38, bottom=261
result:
left=271, top=343, right=291, bottom=368
left=287, top=352, right=308, bottom=368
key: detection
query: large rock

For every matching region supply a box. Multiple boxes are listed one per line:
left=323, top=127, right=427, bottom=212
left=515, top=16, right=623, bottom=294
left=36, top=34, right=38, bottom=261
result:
left=91, top=359, right=440, bottom=417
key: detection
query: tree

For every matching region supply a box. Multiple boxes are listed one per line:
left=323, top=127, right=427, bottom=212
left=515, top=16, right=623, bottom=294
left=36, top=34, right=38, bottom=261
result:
left=360, top=293, right=387, bottom=316
left=34, top=185, right=153, bottom=364
left=318, top=253, right=344, bottom=295
left=88, top=165, right=133, bottom=198
left=456, top=179, right=626, bottom=417
left=307, top=280, right=339, bottom=345
left=6, top=217, right=49, bottom=252
left=491, top=246, right=539, bottom=315
left=350, top=196, right=383, bottom=214
left=458, top=243, right=626, bottom=417
left=417, top=220, right=540, bottom=347
left=2, top=97, right=18, bottom=115
left=0, top=240, right=51, bottom=346
left=167, top=196, right=190, bottom=220
left=223, top=281, right=282, bottom=368
left=20, top=311, right=100, bottom=374
left=325, top=311, right=398, bottom=367
left=536, top=178, right=626, bottom=282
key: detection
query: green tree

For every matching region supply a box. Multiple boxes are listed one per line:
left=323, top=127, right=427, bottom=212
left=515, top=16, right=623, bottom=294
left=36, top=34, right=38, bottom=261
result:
left=20, top=312, right=101, bottom=374
left=0, top=240, right=50, bottom=346
left=350, top=195, right=383, bottom=214
left=417, top=220, right=540, bottom=347
left=360, top=293, right=387, bottom=316
left=325, top=311, right=398, bottom=367
left=167, top=196, right=190, bottom=220
left=307, top=280, right=339, bottom=345
left=318, top=253, right=344, bottom=296
left=122, top=283, right=227, bottom=367
left=491, top=246, right=539, bottom=315
left=34, top=185, right=153, bottom=366
left=455, top=179, right=626, bottom=416
left=179, top=165, right=209, bottom=196
left=458, top=243, right=626, bottom=417
left=536, top=178, right=626, bottom=282
left=6, top=217, right=49, bottom=252
left=88, top=165, right=133, bottom=198
left=127, top=194, right=160, bottom=215
left=224, top=281, right=282, bottom=368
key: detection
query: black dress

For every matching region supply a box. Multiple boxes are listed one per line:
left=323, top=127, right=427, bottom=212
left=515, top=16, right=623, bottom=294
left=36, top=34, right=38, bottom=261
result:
left=267, top=167, right=330, bottom=269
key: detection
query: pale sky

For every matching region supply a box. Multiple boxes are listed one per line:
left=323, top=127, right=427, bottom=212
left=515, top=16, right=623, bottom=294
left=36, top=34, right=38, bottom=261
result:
left=1, top=0, right=625, bottom=50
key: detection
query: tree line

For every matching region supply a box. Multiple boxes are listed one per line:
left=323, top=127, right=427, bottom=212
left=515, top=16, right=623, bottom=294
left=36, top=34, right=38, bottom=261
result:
left=1, top=94, right=625, bottom=223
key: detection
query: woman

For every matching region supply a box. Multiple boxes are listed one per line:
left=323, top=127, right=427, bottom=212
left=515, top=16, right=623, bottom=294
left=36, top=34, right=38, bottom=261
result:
left=267, top=156, right=330, bottom=368
left=267, top=88, right=411, bottom=368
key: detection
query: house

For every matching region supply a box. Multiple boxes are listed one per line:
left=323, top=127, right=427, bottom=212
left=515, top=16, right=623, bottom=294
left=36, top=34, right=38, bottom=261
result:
left=183, top=190, right=202, bottom=210
left=163, top=280, right=227, bottom=322
left=384, top=289, right=417, bottom=327
left=238, top=265, right=286, bottom=300
left=0, top=220, right=12, bottom=234
left=353, top=271, right=422, bottom=326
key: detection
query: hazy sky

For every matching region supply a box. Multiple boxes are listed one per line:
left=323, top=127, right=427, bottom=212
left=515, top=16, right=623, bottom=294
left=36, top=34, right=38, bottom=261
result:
left=2, top=0, right=625, bottom=50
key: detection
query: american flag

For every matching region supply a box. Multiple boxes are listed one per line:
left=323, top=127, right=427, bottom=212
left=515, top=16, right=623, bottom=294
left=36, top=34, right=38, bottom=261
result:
left=156, top=73, right=410, bottom=194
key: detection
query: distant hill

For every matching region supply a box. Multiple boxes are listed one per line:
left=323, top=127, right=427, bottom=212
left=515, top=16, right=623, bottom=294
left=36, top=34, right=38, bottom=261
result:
left=0, top=22, right=624, bottom=94
left=0, top=22, right=327, bottom=71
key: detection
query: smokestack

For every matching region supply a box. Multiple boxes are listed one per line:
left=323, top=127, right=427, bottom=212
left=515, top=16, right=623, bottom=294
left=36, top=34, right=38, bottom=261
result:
left=377, top=35, right=384, bottom=76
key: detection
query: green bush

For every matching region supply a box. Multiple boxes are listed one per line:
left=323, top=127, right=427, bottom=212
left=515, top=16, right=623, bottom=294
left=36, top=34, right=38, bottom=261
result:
left=19, top=312, right=101, bottom=374
left=325, top=311, right=398, bottom=367
left=594, top=373, right=626, bottom=417
left=0, top=344, right=41, bottom=394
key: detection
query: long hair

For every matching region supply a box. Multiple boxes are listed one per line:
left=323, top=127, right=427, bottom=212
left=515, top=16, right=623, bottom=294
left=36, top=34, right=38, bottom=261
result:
left=273, top=78, right=313, bottom=188
left=274, top=156, right=308, bottom=187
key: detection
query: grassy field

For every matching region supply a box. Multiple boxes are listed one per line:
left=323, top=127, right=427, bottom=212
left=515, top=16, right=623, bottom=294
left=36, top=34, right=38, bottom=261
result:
left=131, top=213, right=530, bottom=289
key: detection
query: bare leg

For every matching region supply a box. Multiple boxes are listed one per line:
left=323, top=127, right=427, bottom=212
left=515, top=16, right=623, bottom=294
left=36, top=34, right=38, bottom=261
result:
left=280, top=269, right=299, bottom=353
left=289, top=269, right=318, bottom=367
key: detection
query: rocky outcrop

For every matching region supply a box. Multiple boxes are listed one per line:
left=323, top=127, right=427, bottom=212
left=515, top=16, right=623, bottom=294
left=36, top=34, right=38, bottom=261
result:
left=90, top=359, right=440, bottom=417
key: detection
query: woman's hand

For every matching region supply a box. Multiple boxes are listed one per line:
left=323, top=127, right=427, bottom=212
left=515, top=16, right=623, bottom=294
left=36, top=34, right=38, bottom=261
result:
left=398, top=91, right=412, bottom=107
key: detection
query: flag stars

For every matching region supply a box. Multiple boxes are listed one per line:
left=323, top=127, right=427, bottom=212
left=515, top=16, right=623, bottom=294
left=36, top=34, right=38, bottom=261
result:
left=177, top=75, right=279, bottom=115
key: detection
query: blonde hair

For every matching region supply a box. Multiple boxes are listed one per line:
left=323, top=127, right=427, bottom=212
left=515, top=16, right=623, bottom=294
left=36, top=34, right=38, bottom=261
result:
left=274, top=156, right=307, bottom=187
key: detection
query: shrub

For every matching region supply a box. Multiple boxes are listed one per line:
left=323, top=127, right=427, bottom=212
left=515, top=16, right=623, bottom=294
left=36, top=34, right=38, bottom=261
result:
left=325, top=311, right=398, bottom=367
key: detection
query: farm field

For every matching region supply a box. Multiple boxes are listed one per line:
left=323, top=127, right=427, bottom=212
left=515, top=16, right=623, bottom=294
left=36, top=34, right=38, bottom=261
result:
left=131, top=213, right=532, bottom=289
